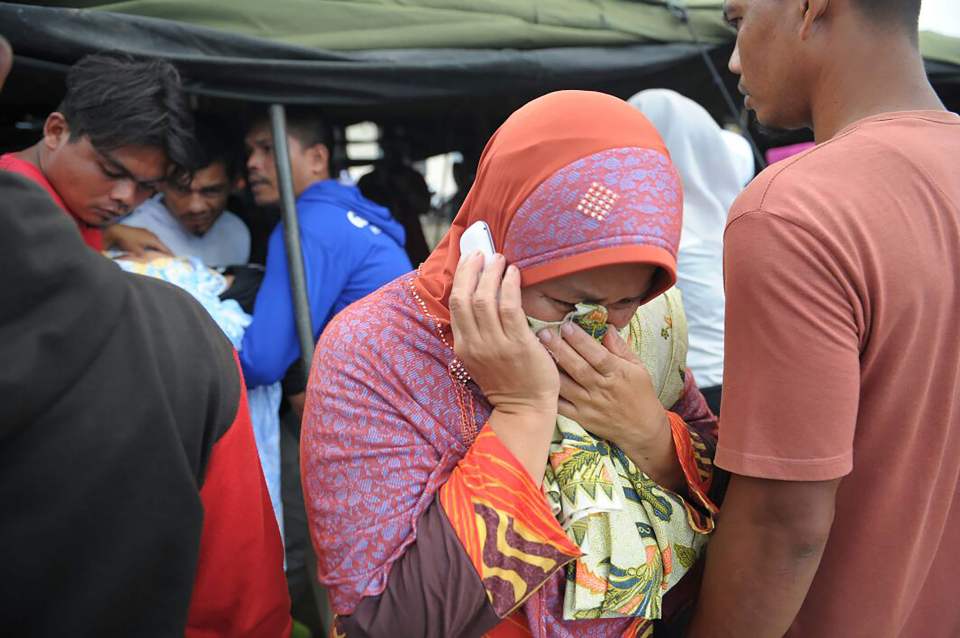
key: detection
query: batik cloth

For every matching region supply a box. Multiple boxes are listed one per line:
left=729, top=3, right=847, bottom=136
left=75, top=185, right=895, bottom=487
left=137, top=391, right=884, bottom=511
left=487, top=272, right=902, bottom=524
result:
left=530, top=290, right=711, bottom=620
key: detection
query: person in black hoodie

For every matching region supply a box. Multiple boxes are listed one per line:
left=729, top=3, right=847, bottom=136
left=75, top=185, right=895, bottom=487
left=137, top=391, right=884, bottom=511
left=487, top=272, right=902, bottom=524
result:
left=0, top=39, right=291, bottom=637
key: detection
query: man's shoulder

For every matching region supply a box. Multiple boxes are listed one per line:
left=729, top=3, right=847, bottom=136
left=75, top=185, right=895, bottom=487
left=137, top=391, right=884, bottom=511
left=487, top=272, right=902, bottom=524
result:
left=297, top=194, right=350, bottom=222
left=0, top=153, right=68, bottom=211
left=217, top=210, right=247, bottom=230
left=127, top=272, right=229, bottom=346
left=209, top=210, right=250, bottom=239
left=733, top=112, right=960, bottom=226
left=297, top=198, right=372, bottom=245
left=125, top=272, right=239, bottom=399
left=122, top=273, right=242, bottom=470
left=123, top=196, right=177, bottom=227
left=729, top=130, right=877, bottom=228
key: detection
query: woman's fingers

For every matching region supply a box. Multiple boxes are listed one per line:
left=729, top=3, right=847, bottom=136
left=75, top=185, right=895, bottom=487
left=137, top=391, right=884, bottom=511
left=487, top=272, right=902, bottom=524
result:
left=472, top=253, right=508, bottom=339
left=498, top=265, right=530, bottom=336
left=557, top=396, right=578, bottom=421
left=558, top=371, right=588, bottom=405
left=562, top=323, right=619, bottom=376
left=602, top=328, right=640, bottom=365
left=539, top=325, right=598, bottom=388
left=449, top=252, right=484, bottom=346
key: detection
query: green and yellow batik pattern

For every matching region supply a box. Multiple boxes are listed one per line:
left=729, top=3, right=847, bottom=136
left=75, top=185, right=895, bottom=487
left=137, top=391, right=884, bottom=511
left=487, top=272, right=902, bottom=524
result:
left=530, top=288, right=714, bottom=620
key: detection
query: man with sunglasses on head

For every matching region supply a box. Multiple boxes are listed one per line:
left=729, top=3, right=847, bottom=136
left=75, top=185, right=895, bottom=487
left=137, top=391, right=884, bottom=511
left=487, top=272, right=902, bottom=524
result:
left=0, top=51, right=194, bottom=256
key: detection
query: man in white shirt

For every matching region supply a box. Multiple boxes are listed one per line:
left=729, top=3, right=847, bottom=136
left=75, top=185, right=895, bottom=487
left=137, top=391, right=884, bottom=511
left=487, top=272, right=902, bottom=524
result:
left=122, top=118, right=250, bottom=267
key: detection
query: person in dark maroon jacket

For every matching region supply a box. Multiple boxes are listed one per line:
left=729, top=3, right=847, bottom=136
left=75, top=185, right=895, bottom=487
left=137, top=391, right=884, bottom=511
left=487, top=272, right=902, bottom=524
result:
left=0, top=39, right=291, bottom=638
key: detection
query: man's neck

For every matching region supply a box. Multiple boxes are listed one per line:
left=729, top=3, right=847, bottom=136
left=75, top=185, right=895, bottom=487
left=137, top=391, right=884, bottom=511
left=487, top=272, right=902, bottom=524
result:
left=809, top=35, right=944, bottom=143
left=296, top=174, right=332, bottom=198
left=14, top=143, right=44, bottom=171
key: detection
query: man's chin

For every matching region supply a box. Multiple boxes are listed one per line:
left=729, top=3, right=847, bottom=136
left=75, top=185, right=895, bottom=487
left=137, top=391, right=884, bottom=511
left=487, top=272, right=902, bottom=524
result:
left=79, top=210, right=116, bottom=228
left=750, top=109, right=809, bottom=142
left=255, top=197, right=280, bottom=209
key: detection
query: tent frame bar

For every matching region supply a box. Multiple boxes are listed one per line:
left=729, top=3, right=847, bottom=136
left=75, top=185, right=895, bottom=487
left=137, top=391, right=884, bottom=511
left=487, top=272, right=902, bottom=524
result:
left=270, top=102, right=333, bottom=634
left=270, top=104, right=316, bottom=380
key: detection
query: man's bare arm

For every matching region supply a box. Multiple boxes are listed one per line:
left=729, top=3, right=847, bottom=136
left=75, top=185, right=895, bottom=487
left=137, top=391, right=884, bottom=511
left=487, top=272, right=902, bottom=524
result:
left=687, top=474, right=840, bottom=638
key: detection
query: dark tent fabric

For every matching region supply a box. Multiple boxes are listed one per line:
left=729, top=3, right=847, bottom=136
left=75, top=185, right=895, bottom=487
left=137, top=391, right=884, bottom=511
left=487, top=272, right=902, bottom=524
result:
left=0, top=1, right=956, bottom=155
left=0, top=2, right=732, bottom=115
left=5, top=0, right=736, bottom=50
left=0, top=2, right=748, bottom=159
left=2, top=2, right=957, bottom=115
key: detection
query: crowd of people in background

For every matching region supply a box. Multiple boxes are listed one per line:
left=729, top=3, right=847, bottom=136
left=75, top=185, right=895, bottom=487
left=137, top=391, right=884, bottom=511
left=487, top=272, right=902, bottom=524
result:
left=2, top=0, right=959, bottom=636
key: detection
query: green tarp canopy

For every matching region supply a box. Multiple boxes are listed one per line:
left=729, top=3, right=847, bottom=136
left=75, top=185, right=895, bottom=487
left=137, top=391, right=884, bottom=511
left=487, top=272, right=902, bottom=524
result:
left=1, top=1, right=957, bottom=155
left=922, top=30, right=960, bottom=67
left=0, top=1, right=738, bottom=115
left=12, top=0, right=959, bottom=62
left=7, top=0, right=736, bottom=51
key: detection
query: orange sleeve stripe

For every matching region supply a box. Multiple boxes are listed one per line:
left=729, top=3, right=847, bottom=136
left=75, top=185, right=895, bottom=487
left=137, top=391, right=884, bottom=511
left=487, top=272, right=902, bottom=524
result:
left=441, top=425, right=580, bottom=559
left=669, top=411, right=719, bottom=518
left=440, top=424, right=581, bottom=617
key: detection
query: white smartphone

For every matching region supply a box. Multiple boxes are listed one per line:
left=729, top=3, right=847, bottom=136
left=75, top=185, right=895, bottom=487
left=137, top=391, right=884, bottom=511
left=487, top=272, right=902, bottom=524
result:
left=459, top=220, right=496, bottom=266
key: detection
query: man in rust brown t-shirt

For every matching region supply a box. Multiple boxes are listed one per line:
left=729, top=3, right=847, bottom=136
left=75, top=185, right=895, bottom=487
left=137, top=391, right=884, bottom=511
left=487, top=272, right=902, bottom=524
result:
left=690, top=1, right=959, bottom=637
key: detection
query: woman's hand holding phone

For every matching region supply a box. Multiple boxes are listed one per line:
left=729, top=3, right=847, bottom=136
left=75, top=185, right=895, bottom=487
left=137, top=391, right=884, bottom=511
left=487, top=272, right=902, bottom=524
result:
left=449, top=251, right=559, bottom=482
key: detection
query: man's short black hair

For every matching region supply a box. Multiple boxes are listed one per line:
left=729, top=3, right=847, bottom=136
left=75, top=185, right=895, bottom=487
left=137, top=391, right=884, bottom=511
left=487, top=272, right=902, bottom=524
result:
left=192, top=113, right=243, bottom=182
left=285, top=107, right=330, bottom=149
left=59, top=52, right=195, bottom=178
left=851, top=0, right=921, bottom=32
left=248, top=107, right=330, bottom=150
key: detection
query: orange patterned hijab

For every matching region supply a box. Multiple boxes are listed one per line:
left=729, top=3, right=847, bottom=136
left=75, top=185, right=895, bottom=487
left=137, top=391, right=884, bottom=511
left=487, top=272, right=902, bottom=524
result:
left=414, top=90, right=683, bottom=329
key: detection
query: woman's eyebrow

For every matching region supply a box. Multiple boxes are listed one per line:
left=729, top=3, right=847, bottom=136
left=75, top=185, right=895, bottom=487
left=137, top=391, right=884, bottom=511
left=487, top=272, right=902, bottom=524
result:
left=554, top=284, right=601, bottom=303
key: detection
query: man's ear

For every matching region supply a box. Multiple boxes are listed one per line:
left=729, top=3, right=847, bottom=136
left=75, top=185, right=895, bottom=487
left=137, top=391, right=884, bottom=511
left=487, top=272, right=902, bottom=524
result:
left=0, top=36, right=12, bottom=93
left=799, top=0, right=829, bottom=40
left=309, top=143, right=330, bottom=178
left=42, top=112, right=71, bottom=151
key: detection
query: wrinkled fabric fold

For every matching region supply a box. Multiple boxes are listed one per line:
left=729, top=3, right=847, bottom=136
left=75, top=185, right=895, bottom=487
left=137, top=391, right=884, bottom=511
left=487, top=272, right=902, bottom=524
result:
left=538, top=291, right=715, bottom=620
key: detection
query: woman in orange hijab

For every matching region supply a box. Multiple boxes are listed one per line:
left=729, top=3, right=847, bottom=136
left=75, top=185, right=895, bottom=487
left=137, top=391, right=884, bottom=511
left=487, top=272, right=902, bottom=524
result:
left=301, top=91, right=721, bottom=637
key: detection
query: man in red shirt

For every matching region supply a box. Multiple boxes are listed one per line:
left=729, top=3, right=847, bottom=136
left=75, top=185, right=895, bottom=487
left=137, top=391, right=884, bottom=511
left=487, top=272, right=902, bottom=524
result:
left=0, top=40, right=291, bottom=637
left=690, top=1, right=959, bottom=637
left=0, top=50, right=194, bottom=254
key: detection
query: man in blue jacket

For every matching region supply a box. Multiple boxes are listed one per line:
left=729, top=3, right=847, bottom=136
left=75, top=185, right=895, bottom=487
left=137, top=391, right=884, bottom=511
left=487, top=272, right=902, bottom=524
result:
left=241, top=111, right=412, bottom=389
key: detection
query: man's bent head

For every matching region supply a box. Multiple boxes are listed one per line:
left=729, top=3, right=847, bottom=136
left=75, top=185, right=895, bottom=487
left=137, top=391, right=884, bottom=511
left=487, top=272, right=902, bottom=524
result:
left=244, top=108, right=331, bottom=207
left=41, top=52, right=194, bottom=227
left=160, top=117, right=239, bottom=236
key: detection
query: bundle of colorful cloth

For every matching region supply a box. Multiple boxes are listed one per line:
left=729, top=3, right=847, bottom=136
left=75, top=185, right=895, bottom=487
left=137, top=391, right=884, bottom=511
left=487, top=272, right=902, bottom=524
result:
left=531, top=290, right=713, bottom=620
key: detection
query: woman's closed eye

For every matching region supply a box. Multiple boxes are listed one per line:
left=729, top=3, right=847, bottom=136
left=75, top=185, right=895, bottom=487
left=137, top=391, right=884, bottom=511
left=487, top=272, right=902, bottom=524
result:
left=546, top=297, right=578, bottom=311
left=609, top=296, right=644, bottom=310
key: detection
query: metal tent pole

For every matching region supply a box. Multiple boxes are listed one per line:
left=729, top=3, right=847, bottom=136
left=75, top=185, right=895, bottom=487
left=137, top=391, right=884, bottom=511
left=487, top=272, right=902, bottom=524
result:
left=269, top=103, right=333, bottom=633
left=270, top=103, right=316, bottom=378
